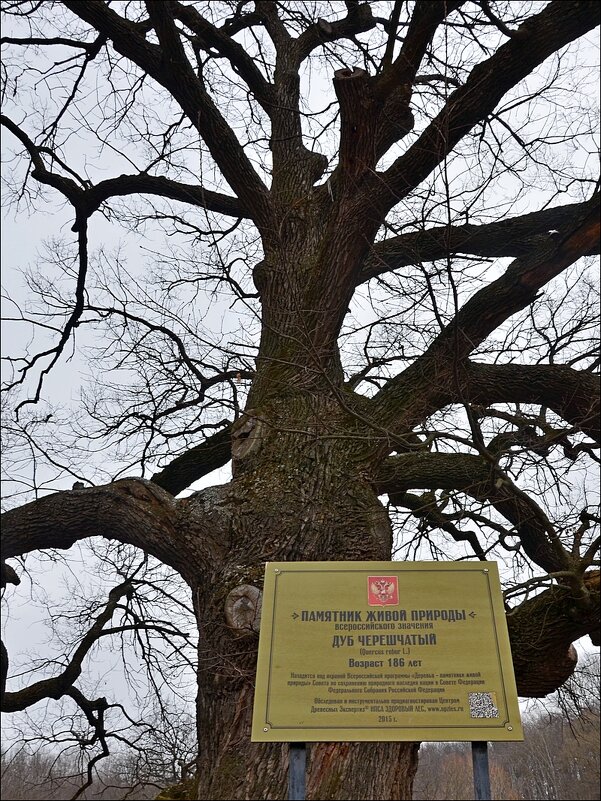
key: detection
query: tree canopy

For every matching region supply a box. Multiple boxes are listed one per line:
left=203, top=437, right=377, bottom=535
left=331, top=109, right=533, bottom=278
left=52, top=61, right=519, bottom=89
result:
left=1, top=2, right=599, bottom=799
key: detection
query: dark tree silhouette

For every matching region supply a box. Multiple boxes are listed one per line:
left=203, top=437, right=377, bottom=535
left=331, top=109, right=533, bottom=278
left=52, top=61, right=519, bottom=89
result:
left=1, top=2, right=599, bottom=799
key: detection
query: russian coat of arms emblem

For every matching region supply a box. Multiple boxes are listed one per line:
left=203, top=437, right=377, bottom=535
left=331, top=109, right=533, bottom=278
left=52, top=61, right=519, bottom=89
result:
left=367, top=576, right=399, bottom=606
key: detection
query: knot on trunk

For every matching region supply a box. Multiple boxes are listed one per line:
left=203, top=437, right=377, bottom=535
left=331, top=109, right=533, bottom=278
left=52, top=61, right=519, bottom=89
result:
left=231, top=410, right=266, bottom=467
left=224, top=584, right=262, bottom=635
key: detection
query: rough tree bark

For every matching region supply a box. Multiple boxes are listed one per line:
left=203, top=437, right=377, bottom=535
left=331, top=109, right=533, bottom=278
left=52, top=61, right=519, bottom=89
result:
left=1, top=2, right=600, bottom=800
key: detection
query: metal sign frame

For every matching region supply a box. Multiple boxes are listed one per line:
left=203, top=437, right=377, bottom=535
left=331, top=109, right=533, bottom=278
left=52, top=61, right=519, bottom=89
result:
left=252, top=561, right=523, bottom=743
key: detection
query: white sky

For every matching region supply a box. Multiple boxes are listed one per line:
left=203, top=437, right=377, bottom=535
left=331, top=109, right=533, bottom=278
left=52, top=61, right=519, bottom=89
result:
left=1, top=0, right=599, bottom=757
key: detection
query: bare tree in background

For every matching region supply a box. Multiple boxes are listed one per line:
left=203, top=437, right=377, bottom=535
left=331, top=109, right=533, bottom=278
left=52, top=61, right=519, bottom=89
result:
left=1, top=2, right=599, bottom=799
left=413, top=653, right=600, bottom=800
left=1, top=544, right=197, bottom=800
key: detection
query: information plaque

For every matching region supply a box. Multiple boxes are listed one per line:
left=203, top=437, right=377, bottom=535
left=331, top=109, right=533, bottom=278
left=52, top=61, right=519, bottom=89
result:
left=251, top=562, right=523, bottom=742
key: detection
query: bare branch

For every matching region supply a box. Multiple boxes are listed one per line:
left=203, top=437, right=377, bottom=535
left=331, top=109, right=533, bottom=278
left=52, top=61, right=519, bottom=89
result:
left=360, top=200, right=599, bottom=283
left=461, top=362, right=600, bottom=444
left=1, top=114, right=85, bottom=209
left=374, top=1, right=464, bottom=99
left=62, top=0, right=271, bottom=225
left=0, top=36, right=96, bottom=49
left=372, top=1, right=600, bottom=214
left=376, top=451, right=572, bottom=573
left=390, top=489, right=487, bottom=560
left=425, top=194, right=600, bottom=362
left=3, top=208, right=91, bottom=413
left=2, top=580, right=134, bottom=713
left=168, top=1, right=274, bottom=112
left=2, top=114, right=246, bottom=221
left=0, top=480, right=201, bottom=582
left=372, top=195, right=600, bottom=433
left=84, top=173, right=246, bottom=219
left=151, top=425, right=232, bottom=496
left=295, top=3, right=377, bottom=62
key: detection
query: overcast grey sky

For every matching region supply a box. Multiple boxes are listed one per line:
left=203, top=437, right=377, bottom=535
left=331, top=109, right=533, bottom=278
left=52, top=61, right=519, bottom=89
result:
left=1, top=2, right=599, bottom=760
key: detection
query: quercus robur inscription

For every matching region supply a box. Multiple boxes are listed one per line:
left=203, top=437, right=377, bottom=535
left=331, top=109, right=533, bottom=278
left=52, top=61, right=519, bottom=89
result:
left=252, top=562, right=523, bottom=742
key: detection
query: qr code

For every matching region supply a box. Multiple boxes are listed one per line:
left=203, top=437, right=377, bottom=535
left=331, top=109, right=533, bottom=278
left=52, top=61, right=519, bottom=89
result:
left=468, top=692, right=499, bottom=718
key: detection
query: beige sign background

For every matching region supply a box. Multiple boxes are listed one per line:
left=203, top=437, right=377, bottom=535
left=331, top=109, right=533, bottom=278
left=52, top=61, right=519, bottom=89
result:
left=251, top=562, right=523, bottom=742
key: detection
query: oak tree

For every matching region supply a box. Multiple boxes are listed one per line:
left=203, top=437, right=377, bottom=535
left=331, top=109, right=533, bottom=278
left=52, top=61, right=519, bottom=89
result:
left=1, top=2, right=600, bottom=799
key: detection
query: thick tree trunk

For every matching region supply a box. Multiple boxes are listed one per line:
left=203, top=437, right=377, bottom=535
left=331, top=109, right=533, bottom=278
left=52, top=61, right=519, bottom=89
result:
left=190, top=394, right=420, bottom=799
left=194, top=604, right=419, bottom=800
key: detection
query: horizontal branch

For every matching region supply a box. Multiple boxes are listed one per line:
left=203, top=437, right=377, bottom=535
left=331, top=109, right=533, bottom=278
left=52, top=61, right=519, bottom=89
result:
left=295, top=3, right=377, bottom=62
left=427, top=194, right=600, bottom=361
left=83, top=173, right=246, bottom=219
left=376, top=451, right=571, bottom=573
left=376, top=451, right=491, bottom=494
left=0, top=480, right=196, bottom=582
left=371, top=360, right=599, bottom=479
left=360, top=200, right=598, bottom=282
left=2, top=115, right=246, bottom=223
left=462, top=362, right=600, bottom=444
left=0, top=36, right=95, bottom=49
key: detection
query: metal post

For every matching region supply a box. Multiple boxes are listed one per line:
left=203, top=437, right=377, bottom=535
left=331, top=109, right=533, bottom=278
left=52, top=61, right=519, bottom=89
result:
left=471, top=741, right=492, bottom=800
left=288, top=742, right=307, bottom=800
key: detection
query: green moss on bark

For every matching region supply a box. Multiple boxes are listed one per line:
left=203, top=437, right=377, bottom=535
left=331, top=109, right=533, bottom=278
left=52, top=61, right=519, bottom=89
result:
left=155, top=777, right=196, bottom=800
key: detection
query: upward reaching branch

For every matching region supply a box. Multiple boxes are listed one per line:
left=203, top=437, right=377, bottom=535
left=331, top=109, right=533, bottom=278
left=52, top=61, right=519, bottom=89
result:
left=371, top=0, right=600, bottom=214
left=168, top=1, right=274, bottom=112
left=63, top=1, right=272, bottom=227
left=374, top=1, right=463, bottom=99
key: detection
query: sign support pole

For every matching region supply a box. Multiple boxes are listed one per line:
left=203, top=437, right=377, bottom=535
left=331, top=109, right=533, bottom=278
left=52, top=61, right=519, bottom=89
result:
left=288, top=743, right=306, bottom=800
left=471, top=741, right=492, bottom=800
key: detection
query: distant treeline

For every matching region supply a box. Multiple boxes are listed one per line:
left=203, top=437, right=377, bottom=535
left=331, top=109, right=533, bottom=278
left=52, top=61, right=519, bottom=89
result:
left=413, top=708, right=600, bottom=800
left=1, top=707, right=599, bottom=800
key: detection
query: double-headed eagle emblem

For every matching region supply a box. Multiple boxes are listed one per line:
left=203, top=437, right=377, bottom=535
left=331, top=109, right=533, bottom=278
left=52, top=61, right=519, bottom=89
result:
left=368, top=577, right=397, bottom=605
